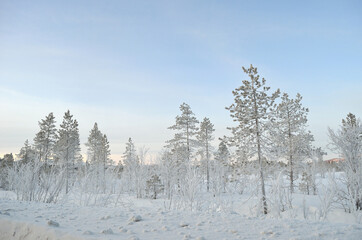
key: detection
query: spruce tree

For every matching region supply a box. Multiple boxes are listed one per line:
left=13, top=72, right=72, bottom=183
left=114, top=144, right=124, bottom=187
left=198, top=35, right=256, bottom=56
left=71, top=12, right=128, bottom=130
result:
left=101, top=134, right=111, bottom=170
left=86, top=123, right=102, bottom=167
left=342, top=112, right=357, bottom=128
left=85, top=123, right=111, bottom=192
left=122, top=137, right=139, bottom=192
left=215, top=141, right=230, bottom=167
left=226, top=64, right=280, bottom=214
left=166, top=103, right=199, bottom=192
left=197, top=117, right=215, bottom=192
left=0, top=153, right=14, bottom=188
left=17, top=139, right=36, bottom=164
left=123, top=138, right=138, bottom=169
left=55, top=110, right=81, bottom=194
left=214, top=140, right=230, bottom=193
left=33, top=113, right=57, bottom=164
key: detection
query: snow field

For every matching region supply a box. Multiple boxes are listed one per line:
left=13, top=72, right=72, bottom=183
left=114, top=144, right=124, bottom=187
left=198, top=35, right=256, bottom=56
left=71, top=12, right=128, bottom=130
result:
left=1, top=193, right=362, bottom=240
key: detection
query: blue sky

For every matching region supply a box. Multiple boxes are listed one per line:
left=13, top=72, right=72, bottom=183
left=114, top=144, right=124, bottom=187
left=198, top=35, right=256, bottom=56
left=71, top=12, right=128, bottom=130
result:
left=1, top=0, right=361, bottom=160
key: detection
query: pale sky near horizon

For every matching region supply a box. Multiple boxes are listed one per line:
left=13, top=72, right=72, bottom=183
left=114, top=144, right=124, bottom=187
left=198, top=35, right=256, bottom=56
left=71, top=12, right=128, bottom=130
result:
left=1, top=0, right=361, bottom=161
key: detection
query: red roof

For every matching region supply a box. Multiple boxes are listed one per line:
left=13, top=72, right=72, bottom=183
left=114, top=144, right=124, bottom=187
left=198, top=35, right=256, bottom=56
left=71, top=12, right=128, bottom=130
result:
left=325, top=158, right=344, bottom=163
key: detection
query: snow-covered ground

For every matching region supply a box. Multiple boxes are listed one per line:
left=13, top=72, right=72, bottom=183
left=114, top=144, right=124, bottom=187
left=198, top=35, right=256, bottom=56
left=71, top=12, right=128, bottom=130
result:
left=1, top=190, right=362, bottom=240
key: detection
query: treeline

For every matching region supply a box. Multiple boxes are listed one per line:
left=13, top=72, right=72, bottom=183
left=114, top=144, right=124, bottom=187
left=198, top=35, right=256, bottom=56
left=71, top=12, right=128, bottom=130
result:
left=1, top=65, right=361, bottom=216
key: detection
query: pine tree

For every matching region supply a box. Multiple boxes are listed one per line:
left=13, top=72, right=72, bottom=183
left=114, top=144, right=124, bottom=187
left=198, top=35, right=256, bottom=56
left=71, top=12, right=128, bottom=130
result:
left=271, top=93, right=314, bottom=193
left=215, top=141, right=230, bottom=167
left=123, top=138, right=138, bottom=171
left=86, top=123, right=102, bottom=166
left=33, top=113, right=57, bottom=164
left=122, top=137, right=139, bottom=192
left=101, top=134, right=111, bottom=172
left=299, top=170, right=311, bottom=195
left=146, top=174, right=164, bottom=199
left=213, top=140, right=230, bottom=194
left=197, top=117, right=215, bottom=192
left=0, top=153, right=14, bottom=189
left=166, top=103, right=199, bottom=192
left=17, top=139, right=36, bottom=164
left=226, top=64, right=280, bottom=214
left=85, top=123, right=111, bottom=192
left=54, top=110, right=81, bottom=194
left=167, top=103, right=199, bottom=162
left=342, top=112, right=357, bottom=128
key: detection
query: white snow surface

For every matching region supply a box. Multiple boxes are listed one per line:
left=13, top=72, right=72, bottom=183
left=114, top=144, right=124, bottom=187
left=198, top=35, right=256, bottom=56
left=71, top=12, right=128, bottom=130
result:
left=1, top=193, right=362, bottom=240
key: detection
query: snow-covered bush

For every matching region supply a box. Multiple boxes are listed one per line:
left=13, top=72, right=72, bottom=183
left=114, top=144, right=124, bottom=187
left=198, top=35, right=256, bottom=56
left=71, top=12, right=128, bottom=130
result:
left=178, top=164, right=201, bottom=211
left=159, top=150, right=178, bottom=200
left=0, top=153, right=15, bottom=189
left=72, top=167, right=119, bottom=206
left=328, top=113, right=362, bottom=212
left=318, top=172, right=338, bottom=220
left=269, top=170, right=290, bottom=218
left=7, top=161, right=64, bottom=203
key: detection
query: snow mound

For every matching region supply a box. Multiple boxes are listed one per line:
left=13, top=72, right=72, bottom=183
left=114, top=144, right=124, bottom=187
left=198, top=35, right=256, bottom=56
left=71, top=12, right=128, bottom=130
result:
left=47, top=220, right=59, bottom=227
left=179, top=222, right=189, bottom=227
left=129, top=215, right=142, bottom=222
left=82, top=230, right=94, bottom=235
left=101, top=228, right=113, bottom=234
left=0, top=219, right=82, bottom=240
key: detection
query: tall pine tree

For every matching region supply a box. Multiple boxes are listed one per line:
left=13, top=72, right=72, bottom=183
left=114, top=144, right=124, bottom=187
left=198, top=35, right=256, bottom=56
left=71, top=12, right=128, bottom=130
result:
left=122, top=138, right=139, bottom=193
left=85, top=123, right=111, bottom=192
left=55, top=110, right=81, bottom=194
left=213, top=140, right=230, bottom=194
left=33, top=113, right=57, bottom=164
left=167, top=103, right=199, bottom=162
left=197, top=117, right=215, bottom=192
left=226, top=65, right=280, bottom=214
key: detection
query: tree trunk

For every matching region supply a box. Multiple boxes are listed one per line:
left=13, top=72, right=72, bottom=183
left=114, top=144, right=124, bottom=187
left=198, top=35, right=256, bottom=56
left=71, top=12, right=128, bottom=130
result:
left=287, top=109, right=294, bottom=193
left=254, top=108, right=267, bottom=214
left=206, top=130, right=209, bottom=192
left=66, top=148, right=69, bottom=194
left=186, top=121, right=190, bottom=161
left=256, top=121, right=268, bottom=214
left=252, top=83, right=267, bottom=215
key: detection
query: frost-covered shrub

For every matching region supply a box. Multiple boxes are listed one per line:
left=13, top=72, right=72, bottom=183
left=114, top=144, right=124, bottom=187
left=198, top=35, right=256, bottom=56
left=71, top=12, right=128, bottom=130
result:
left=178, top=164, right=201, bottom=211
left=7, top=161, right=64, bottom=203
left=269, top=170, right=292, bottom=218
left=318, top=172, right=338, bottom=220
left=328, top=113, right=362, bottom=212
left=0, top=153, right=14, bottom=189
left=71, top=167, right=120, bottom=206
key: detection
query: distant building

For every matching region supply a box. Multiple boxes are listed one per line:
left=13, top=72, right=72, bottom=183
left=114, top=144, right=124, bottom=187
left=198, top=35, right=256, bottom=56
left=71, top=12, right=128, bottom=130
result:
left=325, top=158, right=344, bottom=164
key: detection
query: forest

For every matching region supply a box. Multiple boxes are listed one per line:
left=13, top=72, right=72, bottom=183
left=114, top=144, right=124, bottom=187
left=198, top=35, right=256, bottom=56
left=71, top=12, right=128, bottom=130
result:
left=0, top=65, right=361, bottom=239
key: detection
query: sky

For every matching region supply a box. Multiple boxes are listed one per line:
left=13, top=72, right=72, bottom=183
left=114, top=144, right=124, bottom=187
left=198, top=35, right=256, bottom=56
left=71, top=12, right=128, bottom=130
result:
left=0, top=0, right=361, bottom=162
